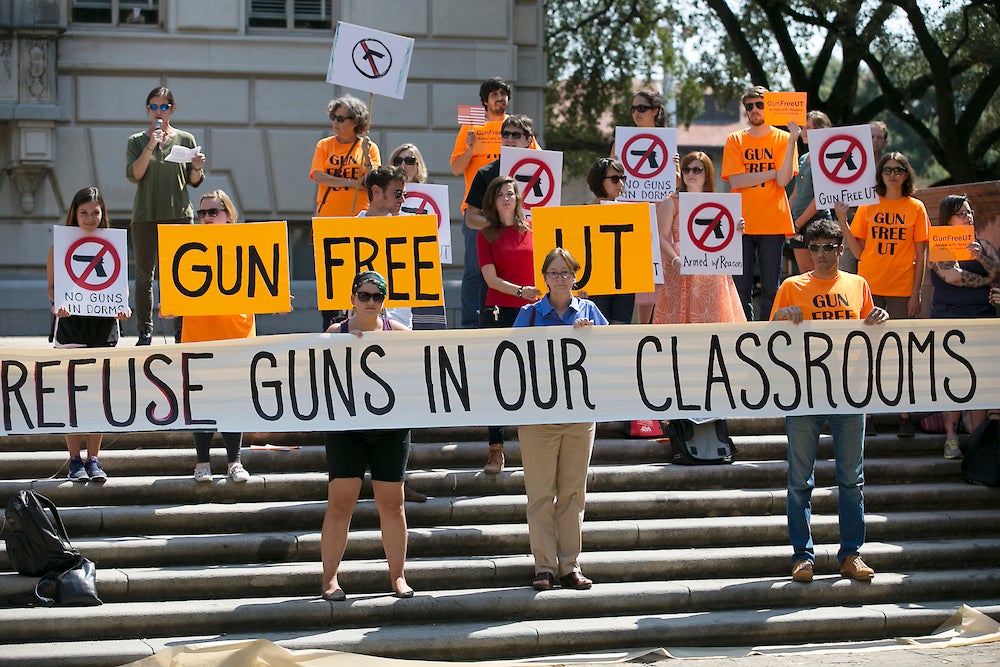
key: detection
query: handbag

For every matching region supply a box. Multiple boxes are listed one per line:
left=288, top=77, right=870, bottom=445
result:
left=10, top=555, right=102, bottom=607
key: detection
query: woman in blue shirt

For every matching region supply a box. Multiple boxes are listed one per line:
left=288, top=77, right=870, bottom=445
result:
left=513, top=248, right=608, bottom=591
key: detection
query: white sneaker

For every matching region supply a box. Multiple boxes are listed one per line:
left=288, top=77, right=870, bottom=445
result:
left=227, top=462, right=250, bottom=483
left=193, top=462, right=212, bottom=482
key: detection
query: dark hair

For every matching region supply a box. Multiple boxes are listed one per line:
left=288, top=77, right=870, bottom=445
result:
left=389, top=143, right=428, bottom=183
left=65, top=187, right=109, bottom=228
left=678, top=151, right=716, bottom=193
left=352, top=270, right=387, bottom=295
left=937, top=194, right=969, bottom=227
left=327, top=95, right=369, bottom=134
left=876, top=151, right=915, bottom=197
left=586, top=157, right=625, bottom=199
left=541, top=247, right=581, bottom=274
left=479, top=77, right=511, bottom=105
left=145, top=86, right=174, bottom=107
left=365, top=165, right=406, bottom=198
left=631, top=89, right=666, bottom=127
left=481, top=176, right=529, bottom=242
left=804, top=218, right=843, bottom=245
left=742, top=85, right=769, bottom=102
left=501, top=114, right=533, bottom=138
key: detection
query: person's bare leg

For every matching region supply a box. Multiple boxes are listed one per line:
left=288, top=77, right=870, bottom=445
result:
left=373, top=480, right=410, bottom=595
left=320, top=478, right=362, bottom=596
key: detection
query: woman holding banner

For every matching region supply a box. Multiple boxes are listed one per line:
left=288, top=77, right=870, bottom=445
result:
left=478, top=177, right=542, bottom=474
left=320, top=271, right=413, bottom=601
left=46, top=187, right=132, bottom=483
left=182, top=190, right=254, bottom=483
left=652, top=152, right=746, bottom=325
left=514, top=247, right=607, bottom=591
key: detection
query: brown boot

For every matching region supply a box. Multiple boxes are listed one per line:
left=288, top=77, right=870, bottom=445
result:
left=403, top=482, right=427, bottom=503
left=484, top=443, right=504, bottom=474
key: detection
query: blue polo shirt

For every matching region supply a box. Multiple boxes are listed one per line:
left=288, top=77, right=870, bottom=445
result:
left=513, top=295, right=609, bottom=328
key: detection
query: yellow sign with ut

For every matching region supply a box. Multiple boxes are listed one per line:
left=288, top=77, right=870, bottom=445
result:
left=313, top=215, right=443, bottom=310
left=158, top=221, right=291, bottom=316
left=928, top=224, right=975, bottom=262
left=530, top=203, right=655, bottom=295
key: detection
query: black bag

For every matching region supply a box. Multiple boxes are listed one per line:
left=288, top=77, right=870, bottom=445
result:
left=666, top=419, right=736, bottom=465
left=2, top=491, right=80, bottom=577
left=962, top=419, right=1000, bottom=486
left=9, top=554, right=102, bottom=607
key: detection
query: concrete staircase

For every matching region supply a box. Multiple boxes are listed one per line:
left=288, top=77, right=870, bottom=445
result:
left=1, top=419, right=999, bottom=666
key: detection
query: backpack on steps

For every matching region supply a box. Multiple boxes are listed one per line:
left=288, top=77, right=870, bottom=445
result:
left=665, top=419, right=736, bottom=465
left=962, top=419, right=1000, bottom=486
left=2, top=490, right=80, bottom=577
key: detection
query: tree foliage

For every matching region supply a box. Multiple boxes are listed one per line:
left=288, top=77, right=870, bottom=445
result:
left=544, top=0, right=1000, bottom=183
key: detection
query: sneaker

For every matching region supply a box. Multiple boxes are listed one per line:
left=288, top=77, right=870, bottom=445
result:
left=193, top=462, right=212, bottom=482
left=136, top=330, right=153, bottom=346
left=791, top=559, right=814, bottom=583
left=227, top=462, right=250, bottom=483
left=67, top=456, right=89, bottom=483
left=897, top=416, right=915, bottom=438
left=85, top=457, right=107, bottom=483
left=483, top=444, right=504, bottom=474
left=840, top=554, right=875, bottom=581
left=943, top=438, right=963, bottom=460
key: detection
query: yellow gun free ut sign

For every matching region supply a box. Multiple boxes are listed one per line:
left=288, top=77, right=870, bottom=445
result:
left=158, top=221, right=291, bottom=316
left=313, top=214, right=443, bottom=310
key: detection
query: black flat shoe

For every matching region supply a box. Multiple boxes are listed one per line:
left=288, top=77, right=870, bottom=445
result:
left=321, top=588, right=346, bottom=601
left=559, top=572, right=593, bottom=590
left=532, top=571, right=555, bottom=591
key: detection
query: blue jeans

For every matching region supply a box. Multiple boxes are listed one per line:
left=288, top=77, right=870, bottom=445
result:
left=785, top=413, right=866, bottom=565
left=461, top=221, right=485, bottom=329
left=734, top=233, right=785, bottom=321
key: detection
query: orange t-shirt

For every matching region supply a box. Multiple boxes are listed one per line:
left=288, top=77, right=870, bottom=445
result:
left=181, top=313, right=256, bottom=343
left=771, top=271, right=875, bottom=321
left=721, top=127, right=797, bottom=236
left=310, top=136, right=381, bottom=217
left=850, top=196, right=929, bottom=297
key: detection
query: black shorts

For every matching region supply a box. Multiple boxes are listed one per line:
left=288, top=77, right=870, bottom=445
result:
left=325, top=428, right=410, bottom=482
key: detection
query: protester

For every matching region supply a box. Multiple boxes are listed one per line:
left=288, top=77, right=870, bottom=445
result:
left=653, top=151, right=746, bottom=325
left=771, top=218, right=888, bottom=584
left=478, top=176, right=542, bottom=474
left=583, top=157, right=635, bottom=323
left=182, top=190, right=253, bottom=483
left=787, top=111, right=833, bottom=274
left=840, top=151, right=928, bottom=437
left=126, top=86, right=205, bottom=345
left=46, top=187, right=131, bottom=482
left=514, top=248, right=608, bottom=591
left=320, top=271, right=413, bottom=601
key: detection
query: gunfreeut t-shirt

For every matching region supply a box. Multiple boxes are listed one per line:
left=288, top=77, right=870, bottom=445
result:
left=721, top=127, right=797, bottom=236
left=850, top=196, right=929, bottom=297
left=770, top=271, right=875, bottom=321
left=310, top=136, right=381, bottom=217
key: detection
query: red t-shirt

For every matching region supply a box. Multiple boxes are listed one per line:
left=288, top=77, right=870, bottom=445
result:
left=477, top=225, right=534, bottom=308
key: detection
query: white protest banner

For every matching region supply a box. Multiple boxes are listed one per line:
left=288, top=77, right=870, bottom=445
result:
left=614, top=126, right=677, bottom=202
left=2, top=320, right=996, bottom=435
left=809, top=125, right=879, bottom=208
left=677, top=193, right=744, bottom=275
left=326, top=22, right=414, bottom=99
left=499, top=145, right=563, bottom=217
left=52, top=226, right=129, bottom=317
left=401, top=183, right=452, bottom=264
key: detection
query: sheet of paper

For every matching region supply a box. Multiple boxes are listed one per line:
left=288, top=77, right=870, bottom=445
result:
left=164, top=145, right=201, bottom=163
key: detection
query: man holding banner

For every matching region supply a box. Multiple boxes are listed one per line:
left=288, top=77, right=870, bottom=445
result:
left=770, top=218, right=887, bottom=585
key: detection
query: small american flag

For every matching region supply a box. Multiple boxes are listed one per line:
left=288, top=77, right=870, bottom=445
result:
left=457, top=105, right=486, bottom=126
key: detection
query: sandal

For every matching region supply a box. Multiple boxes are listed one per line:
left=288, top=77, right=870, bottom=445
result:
left=532, top=571, right=554, bottom=591
left=559, top=571, right=593, bottom=590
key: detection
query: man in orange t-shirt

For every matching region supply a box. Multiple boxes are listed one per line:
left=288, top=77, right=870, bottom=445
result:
left=770, top=218, right=888, bottom=586
left=722, top=85, right=800, bottom=321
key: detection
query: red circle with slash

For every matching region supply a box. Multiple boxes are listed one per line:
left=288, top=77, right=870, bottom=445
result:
left=622, top=133, right=669, bottom=179
left=818, top=135, right=869, bottom=185
left=65, top=236, right=121, bottom=291
left=509, top=157, right=555, bottom=208
left=687, top=202, right=736, bottom=252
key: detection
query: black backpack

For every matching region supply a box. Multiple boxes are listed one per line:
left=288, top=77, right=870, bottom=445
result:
left=2, top=491, right=80, bottom=577
left=962, top=419, right=1000, bottom=486
left=666, top=419, right=736, bottom=465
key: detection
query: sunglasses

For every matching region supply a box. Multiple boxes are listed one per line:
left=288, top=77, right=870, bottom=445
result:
left=393, top=189, right=407, bottom=200
left=807, top=242, right=841, bottom=254
left=744, top=101, right=765, bottom=111
left=604, top=175, right=625, bottom=184
left=881, top=166, right=907, bottom=176
left=148, top=103, right=173, bottom=111
left=500, top=131, right=525, bottom=140
left=630, top=104, right=655, bottom=113
left=197, top=208, right=223, bottom=218
left=354, top=291, right=385, bottom=303
left=682, top=165, right=705, bottom=175
left=330, top=114, right=355, bottom=123
left=392, top=156, right=417, bottom=166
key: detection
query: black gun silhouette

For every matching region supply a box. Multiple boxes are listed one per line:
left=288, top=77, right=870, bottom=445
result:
left=826, top=150, right=858, bottom=170
left=72, top=254, right=107, bottom=277
left=694, top=217, right=726, bottom=239
left=629, top=148, right=659, bottom=169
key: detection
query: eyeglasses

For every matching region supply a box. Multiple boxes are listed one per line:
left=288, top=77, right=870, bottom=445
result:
left=682, top=165, right=705, bottom=175
left=500, top=131, right=525, bottom=140
left=197, top=208, right=223, bottom=218
left=330, top=114, right=355, bottom=123
left=955, top=209, right=975, bottom=219
left=148, top=103, right=173, bottom=111
left=393, top=189, right=407, bottom=200
left=630, top=104, right=655, bottom=113
left=744, top=101, right=765, bottom=111
left=354, top=291, right=385, bottom=303
left=881, top=166, right=907, bottom=176
left=807, top=242, right=841, bottom=254
left=545, top=271, right=575, bottom=280
left=392, top=156, right=417, bottom=166
left=604, top=175, right=625, bottom=184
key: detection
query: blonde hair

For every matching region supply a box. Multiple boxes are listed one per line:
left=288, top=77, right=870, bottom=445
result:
left=199, top=189, right=239, bottom=223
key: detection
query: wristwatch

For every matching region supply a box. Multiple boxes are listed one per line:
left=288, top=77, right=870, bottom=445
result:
left=516, top=286, right=523, bottom=298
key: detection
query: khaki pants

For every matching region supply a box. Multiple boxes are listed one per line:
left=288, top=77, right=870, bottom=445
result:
left=517, top=422, right=595, bottom=576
